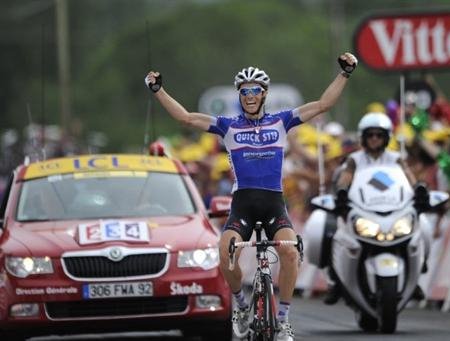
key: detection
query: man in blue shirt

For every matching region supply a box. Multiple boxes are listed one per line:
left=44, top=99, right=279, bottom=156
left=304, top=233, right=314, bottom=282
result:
left=145, top=52, right=357, bottom=340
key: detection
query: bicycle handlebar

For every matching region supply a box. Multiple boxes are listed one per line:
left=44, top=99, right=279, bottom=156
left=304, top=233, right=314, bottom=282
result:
left=234, top=240, right=298, bottom=248
left=228, top=236, right=304, bottom=271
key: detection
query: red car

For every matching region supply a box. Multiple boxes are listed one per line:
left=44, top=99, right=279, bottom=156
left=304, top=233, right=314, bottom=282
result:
left=0, top=153, right=232, bottom=340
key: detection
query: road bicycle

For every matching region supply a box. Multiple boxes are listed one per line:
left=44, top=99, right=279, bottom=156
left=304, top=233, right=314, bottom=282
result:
left=228, top=221, right=303, bottom=341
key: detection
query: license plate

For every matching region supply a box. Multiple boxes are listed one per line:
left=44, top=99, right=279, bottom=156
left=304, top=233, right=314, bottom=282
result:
left=82, top=281, right=153, bottom=299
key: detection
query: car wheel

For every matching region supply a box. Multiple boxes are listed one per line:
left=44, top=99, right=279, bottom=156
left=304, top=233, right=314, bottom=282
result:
left=0, top=331, right=26, bottom=341
left=200, top=318, right=232, bottom=341
left=184, top=318, right=232, bottom=341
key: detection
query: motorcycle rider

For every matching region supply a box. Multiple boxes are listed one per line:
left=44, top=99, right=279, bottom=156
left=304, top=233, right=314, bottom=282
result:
left=145, top=52, right=358, bottom=340
left=324, top=112, right=426, bottom=304
left=336, top=112, right=416, bottom=190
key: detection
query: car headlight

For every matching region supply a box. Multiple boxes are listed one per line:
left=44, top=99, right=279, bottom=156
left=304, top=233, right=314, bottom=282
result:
left=392, top=216, right=413, bottom=237
left=6, top=256, right=54, bottom=278
left=178, top=248, right=219, bottom=270
left=354, top=218, right=380, bottom=238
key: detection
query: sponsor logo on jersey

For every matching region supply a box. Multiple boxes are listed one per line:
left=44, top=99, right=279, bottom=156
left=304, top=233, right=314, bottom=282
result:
left=234, top=129, right=279, bottom=146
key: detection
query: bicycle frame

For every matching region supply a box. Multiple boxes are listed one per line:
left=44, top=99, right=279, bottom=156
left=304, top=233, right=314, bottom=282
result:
left=229, top=222, right=303, bottom=341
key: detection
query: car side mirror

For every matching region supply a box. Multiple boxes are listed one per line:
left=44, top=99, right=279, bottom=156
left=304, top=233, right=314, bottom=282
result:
left=208, top=196, right=231, bottom=218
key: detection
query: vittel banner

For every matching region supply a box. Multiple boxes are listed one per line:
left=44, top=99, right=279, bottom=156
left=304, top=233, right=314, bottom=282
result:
left=354, top=12, right=450, bottom=71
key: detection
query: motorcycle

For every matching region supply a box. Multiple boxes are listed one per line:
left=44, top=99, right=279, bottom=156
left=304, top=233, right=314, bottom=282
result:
left=304, top=164, right=448, bottom=333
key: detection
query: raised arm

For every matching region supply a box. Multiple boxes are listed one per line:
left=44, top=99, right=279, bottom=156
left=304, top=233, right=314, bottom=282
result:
left=293, top=52, right=358, bottom=123
left=145, top=71, right=213, bottom=131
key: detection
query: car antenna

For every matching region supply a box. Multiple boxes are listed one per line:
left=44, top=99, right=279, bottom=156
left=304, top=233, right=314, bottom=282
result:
left=24, top=23, right=48, bottom=165
left=39, top=22, right=47, bottom=161
left=24, top=103, right=42, bottom=165
left=316, top=121, right=326, bottom=196
left=143, top=20, right=157, bottom=155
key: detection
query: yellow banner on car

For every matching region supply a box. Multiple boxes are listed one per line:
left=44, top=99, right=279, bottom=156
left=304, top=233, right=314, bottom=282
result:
left=23, top=154, right=178, bottom=179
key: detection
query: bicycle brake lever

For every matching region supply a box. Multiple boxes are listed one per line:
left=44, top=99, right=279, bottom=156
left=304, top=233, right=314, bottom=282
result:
left=229, top=237, right=236, bottom=254
left=296, top=235, right=304, bottom=262
left=229, top=254, right=235, bottom=271
left=228, top=237, right=236, bottom=271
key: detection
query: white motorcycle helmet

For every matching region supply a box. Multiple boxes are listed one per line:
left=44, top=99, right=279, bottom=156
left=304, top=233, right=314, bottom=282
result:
left=234, top=66, right=270, bottom=90
left=357, top=112, right=393, bottom=149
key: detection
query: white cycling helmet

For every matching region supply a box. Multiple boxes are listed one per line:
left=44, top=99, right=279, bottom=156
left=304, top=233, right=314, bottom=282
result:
left=357, top=112, right=393, bottom=137
left=234, top=66, right=270, bottom=90
left=358, top=112, right=393, bottom=149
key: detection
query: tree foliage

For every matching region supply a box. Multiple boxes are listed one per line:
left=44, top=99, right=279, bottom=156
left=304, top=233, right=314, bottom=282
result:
left=1, top=0, right=450, bottom=151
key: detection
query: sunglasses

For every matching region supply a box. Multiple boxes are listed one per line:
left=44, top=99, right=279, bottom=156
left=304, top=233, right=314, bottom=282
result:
left=239, top=87, right=264, bottom=96
left=365, top=131, right=385, bottom=138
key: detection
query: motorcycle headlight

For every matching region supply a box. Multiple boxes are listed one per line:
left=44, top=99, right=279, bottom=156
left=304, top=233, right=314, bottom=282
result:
left=6, top=256, right=54, bottom=278
left=178, top=247, right=219, bottom=270
left=392, top=216, right=413, bottom=237
left=354, top=218, right=380, bottom=238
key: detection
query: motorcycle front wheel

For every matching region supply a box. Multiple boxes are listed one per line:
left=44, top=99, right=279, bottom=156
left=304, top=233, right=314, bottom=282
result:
left=376, top=276, right=398, bottom=334
left=356, top=310, right=378, bottom=332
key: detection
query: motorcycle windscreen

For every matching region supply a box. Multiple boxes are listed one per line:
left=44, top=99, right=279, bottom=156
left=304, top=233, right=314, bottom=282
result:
left=348, top=165, right=414, bottom=213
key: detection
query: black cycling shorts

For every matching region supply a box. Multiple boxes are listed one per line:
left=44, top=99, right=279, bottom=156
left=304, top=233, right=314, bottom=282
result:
left=223, top=188, right=293, bottom=241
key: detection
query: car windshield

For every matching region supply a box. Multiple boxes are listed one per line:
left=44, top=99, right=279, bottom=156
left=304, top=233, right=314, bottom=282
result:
left=16, top=172, right=196, bottom=221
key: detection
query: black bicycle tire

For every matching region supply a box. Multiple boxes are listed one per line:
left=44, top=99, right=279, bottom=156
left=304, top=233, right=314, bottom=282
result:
left=249, top=273, right=265, bottom=341
left=263, top=274, right=276, bottom=340
left=252, top=293, right=264, bottom=341
left=249, top=274, right=276, bottom=341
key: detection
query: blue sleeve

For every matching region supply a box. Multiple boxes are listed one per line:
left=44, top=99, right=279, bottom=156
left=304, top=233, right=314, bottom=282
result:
left=207, top=115, right=231, bottom=138
left=278, top=110, right=302, bottom=132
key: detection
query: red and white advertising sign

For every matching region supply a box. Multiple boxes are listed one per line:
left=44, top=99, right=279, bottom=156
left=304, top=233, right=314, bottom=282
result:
left=354, top=12, right=450, bottom=71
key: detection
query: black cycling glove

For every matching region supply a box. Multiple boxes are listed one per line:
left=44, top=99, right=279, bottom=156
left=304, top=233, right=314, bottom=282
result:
left=334, top=188, right=349, bottom=217
left=413, top=182, right=430, bottom=212
left=338, top=57, right=357, bottom=78
left=146, top=73, right=162, bottom=93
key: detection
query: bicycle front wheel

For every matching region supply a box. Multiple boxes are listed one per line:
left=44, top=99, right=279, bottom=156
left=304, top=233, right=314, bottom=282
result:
left=248, top=275, right=276, bottom=341
left=249, top=274, right=277, bottom=341
left=262, top=274, right=277, bottom=340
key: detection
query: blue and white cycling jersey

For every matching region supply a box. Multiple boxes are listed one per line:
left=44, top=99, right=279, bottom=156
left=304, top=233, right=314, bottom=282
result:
left=208, top=110, right=302, bottom=192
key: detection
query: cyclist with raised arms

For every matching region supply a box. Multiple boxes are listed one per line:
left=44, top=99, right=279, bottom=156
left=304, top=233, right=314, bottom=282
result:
left=145, top=52, right=357, bottom=340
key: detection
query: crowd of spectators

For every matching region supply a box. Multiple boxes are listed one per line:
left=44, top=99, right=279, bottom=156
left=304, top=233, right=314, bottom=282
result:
left=2, top=80, right=450, bottom=224
left=0, top=123, right=106, bottom=202
left=158, top=81, right=450, bottom=227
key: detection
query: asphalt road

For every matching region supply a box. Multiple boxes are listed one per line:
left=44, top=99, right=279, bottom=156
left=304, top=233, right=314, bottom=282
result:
left=291, top=297, right=450, bottom=341
left=29, top=296, right=450, bottom=341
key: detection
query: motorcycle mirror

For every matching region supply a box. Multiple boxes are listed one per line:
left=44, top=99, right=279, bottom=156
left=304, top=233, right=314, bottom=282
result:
left=311, top=194, right=336, bottom=211
left=428, top=190, right=449, bottom=208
